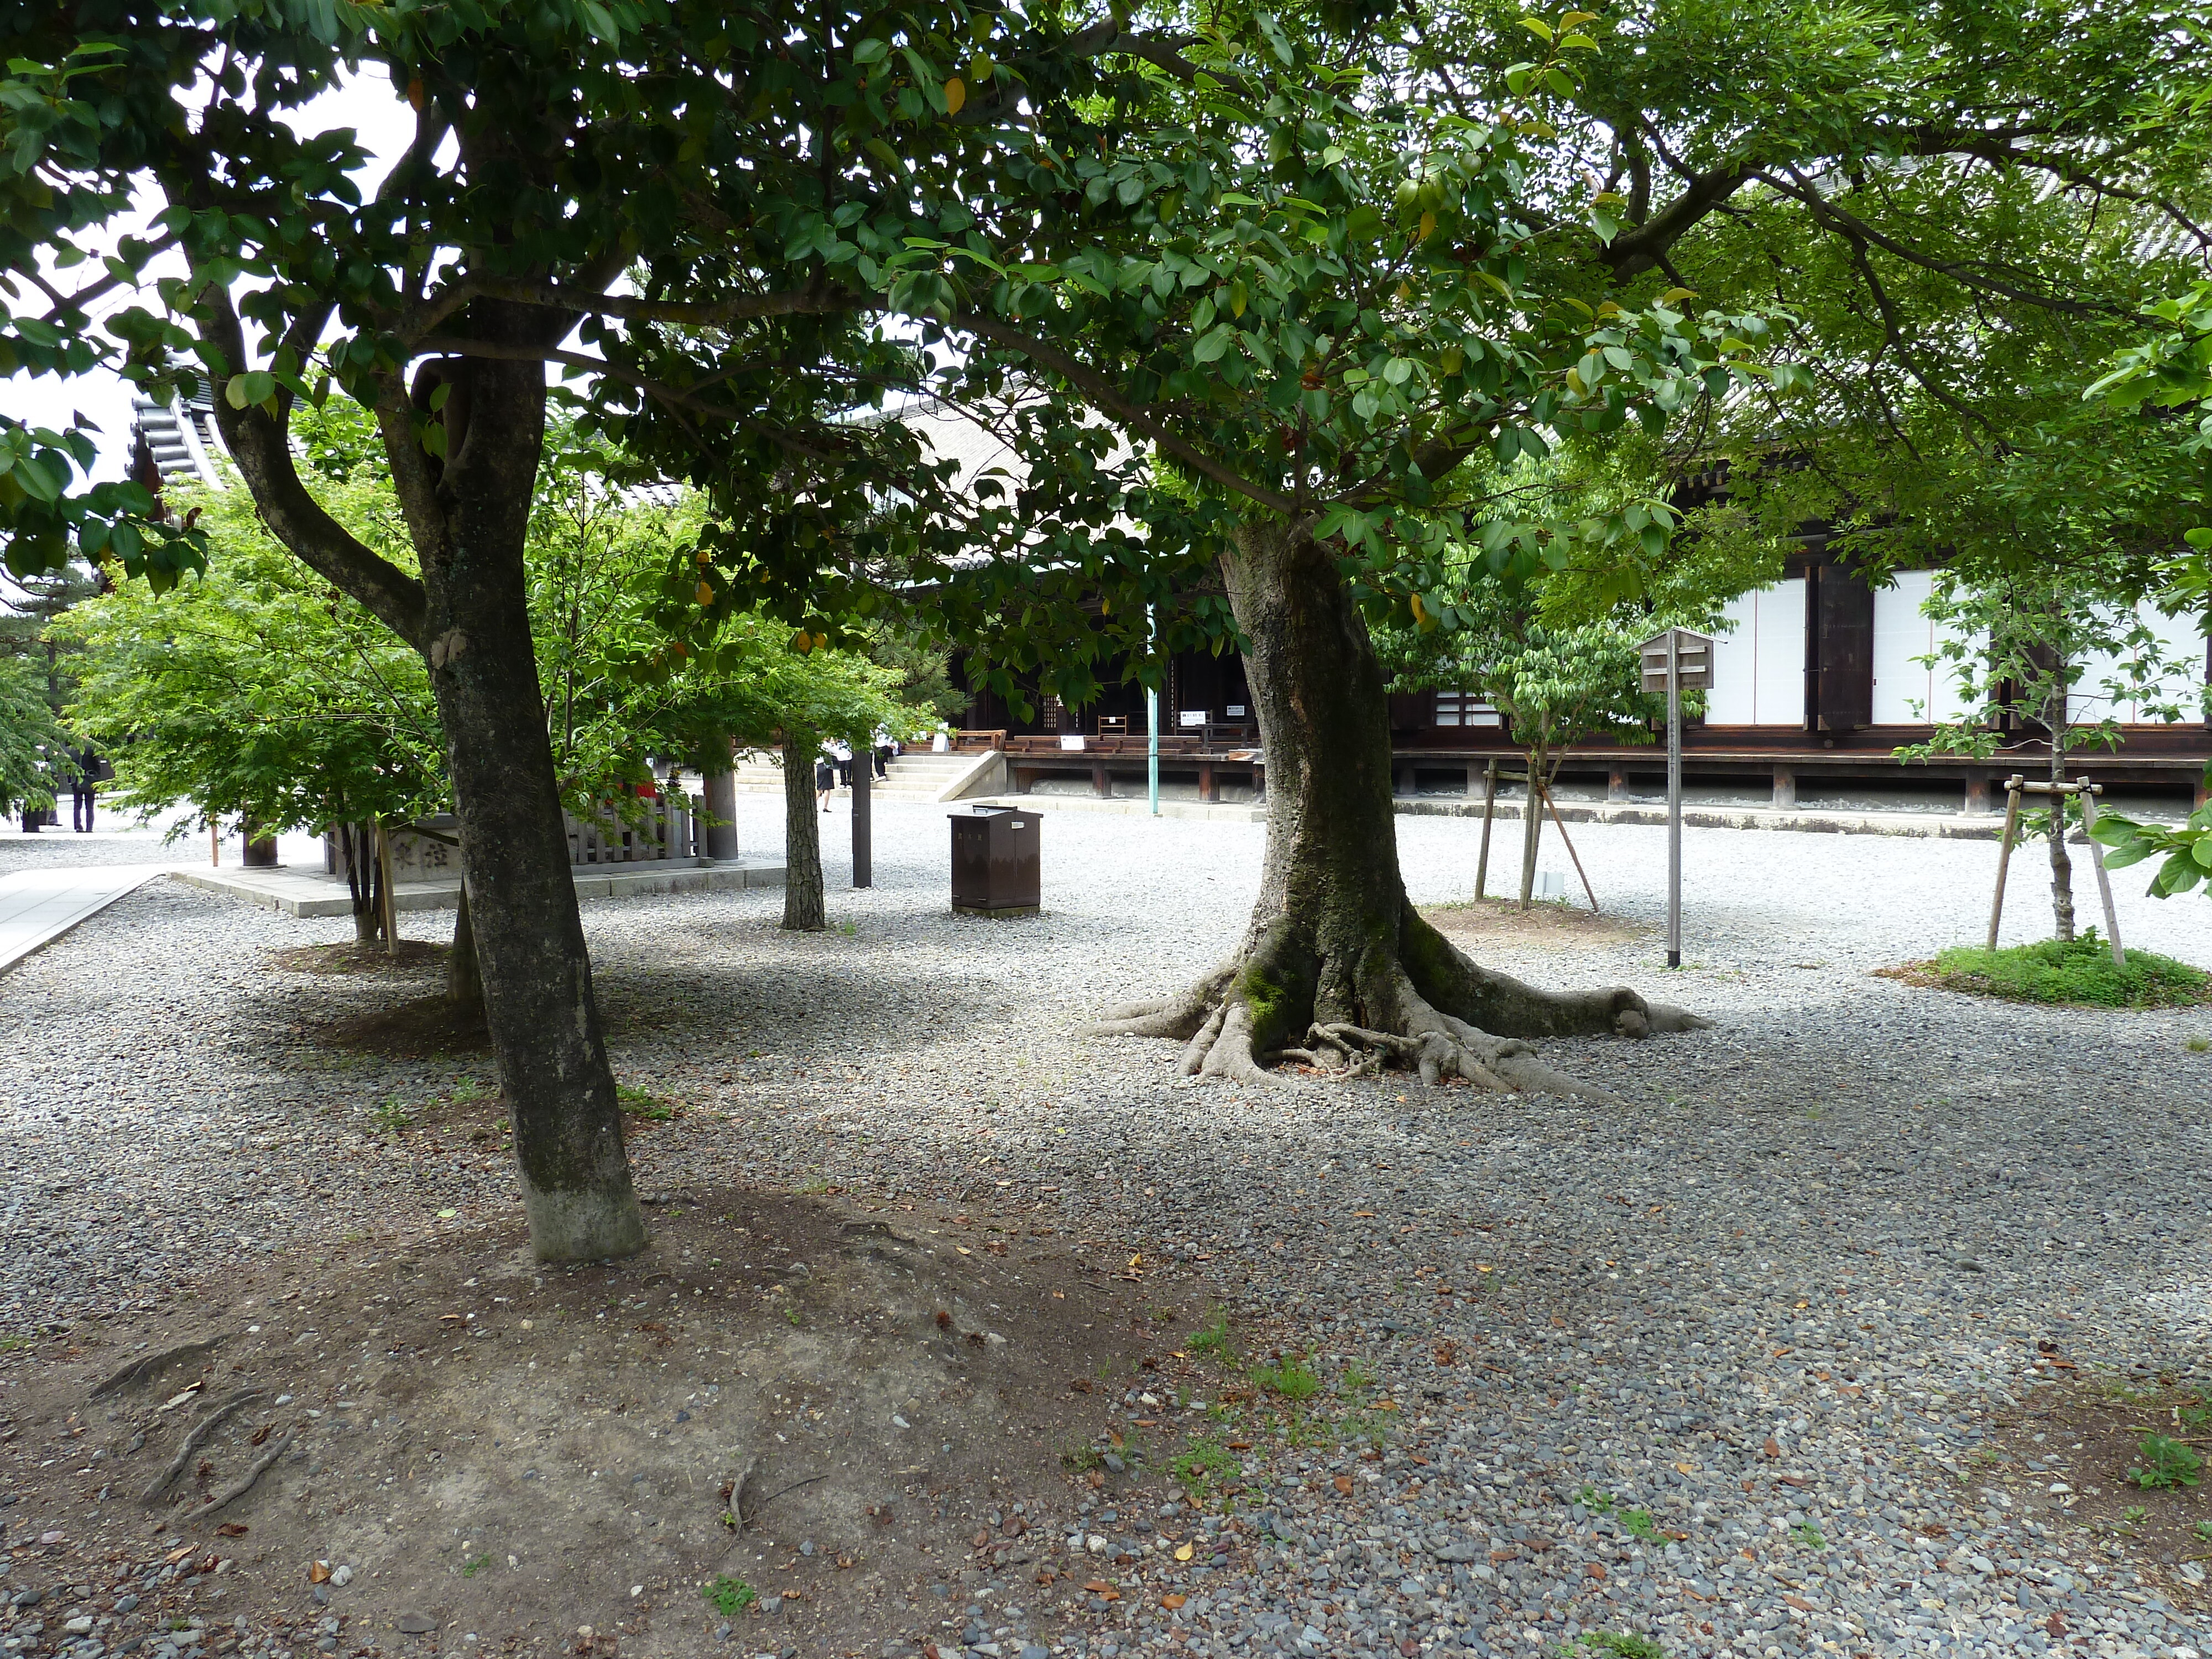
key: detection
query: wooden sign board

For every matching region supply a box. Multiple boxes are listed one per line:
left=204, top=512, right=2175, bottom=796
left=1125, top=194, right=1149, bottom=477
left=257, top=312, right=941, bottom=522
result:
left=1638, top=628, right=1714, bottom=693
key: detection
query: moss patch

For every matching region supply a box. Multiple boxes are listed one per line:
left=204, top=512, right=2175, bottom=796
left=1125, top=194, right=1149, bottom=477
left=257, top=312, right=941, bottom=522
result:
left=1878, top=935, right=2212, bottom=1009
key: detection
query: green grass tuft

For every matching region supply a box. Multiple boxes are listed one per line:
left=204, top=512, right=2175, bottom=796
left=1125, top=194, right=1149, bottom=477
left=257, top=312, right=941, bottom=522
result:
left=1890, top=934, right=2212, bottom=1009
left=2128, top=1433, right=2203, bottom=1490
left=700, top=1574, right=757, bottom=1616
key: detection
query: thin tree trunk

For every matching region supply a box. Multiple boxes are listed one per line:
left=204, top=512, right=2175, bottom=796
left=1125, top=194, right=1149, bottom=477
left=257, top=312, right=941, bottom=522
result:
left=344, top=823, right=380, bottom=944
left=415, top=334, right=644, bottom=1263
left=1518, top=743, right=1545, bottom=910
left=1087, top=521, right=1704, bottom=1094
left=782, top=732, right=826, bottom=931
left=2047, top=722, right=2075, bottom=943
left=375, top=819, right=399, bottom=958
left=447, top=879, right=484, bottom=1011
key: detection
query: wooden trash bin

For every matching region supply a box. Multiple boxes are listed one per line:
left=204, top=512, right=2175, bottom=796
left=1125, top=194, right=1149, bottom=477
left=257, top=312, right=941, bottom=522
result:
left=949, top=805, right=1040, bottom=917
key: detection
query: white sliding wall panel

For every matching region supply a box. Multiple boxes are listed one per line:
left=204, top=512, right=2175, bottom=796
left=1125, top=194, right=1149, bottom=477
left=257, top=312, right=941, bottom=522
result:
left=1753, top=578, right=1807, bottom=726
left=1704, top=592, right=1759, bottom=724
left=2134, top=607, right=2211, bottom=724
left=1871, top=570, right=1935, bottom=724
left=1704, top=580, right=1807, bottom=726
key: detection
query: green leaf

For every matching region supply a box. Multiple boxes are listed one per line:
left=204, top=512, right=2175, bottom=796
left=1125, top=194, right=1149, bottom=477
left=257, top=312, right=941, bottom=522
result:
left=1518, top=18, right=1554, bottom=41
left=1191, top=324, right=1236, bottom=364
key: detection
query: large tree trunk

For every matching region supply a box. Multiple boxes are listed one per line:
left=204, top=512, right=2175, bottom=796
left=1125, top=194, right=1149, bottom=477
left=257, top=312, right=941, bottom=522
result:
left=417, top=338, right=645, bottom=1263
left=1090, top=523, right=1703, bottom=1096
left=782, top=733, right=826, bottom=931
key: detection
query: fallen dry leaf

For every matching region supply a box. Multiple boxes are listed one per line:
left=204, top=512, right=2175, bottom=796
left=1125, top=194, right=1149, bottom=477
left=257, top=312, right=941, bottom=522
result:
left=1161, top=1593, right=1187, bottom=1610
left=1174, top=1543, right=1194, bottom=1563
left=1762, top=1437, right=1781, bottom=1459
left=1333, top=1475, right=1354, bottom=1496
left=1673, top=1462, right=1693, bottom=1475
left=308, top=1561, right=332, bottom=1584
left=215, top=1524, right=248, bottom=1538
left=1586, top=1562, right=1608, bottom=1581
left=1082, top=1581, right=1120, bottom=1601
left=1785, top=1594, right=1815, bottom=1612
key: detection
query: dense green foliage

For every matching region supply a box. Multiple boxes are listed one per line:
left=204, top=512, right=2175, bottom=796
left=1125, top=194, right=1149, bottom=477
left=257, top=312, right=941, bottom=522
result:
left=53, top=489, right=445, bottom=838
left=0, top=650, right=72, bottom=815
left=2090, top=774, right=2212, bottom=901
left=55, top=405, right=927, bottom=838
left=1905, top=935, right=2212, bottom=1009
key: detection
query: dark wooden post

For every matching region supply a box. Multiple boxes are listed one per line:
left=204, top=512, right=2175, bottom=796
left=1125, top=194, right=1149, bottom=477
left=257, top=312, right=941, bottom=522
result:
left=1771, top=766, right=1797, bottom=810
left=1198, top=762, right=1218, bottom=803
left=1607, top=766, right=1629, bottom=803
left=1962, top=771, right=1991, bottom=816
left=851, top=749, right=872, bottom=889
left=702, top=738, right=739, bottom=860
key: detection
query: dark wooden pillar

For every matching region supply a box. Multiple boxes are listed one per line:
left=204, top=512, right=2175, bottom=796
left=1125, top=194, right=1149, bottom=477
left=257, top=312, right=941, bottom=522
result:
left=1962, top=771, right=1992, bottom=816
left=701, top=739, right=739, bottom=859
left=1772, top=767, right=1797, bottom=810
left=1198, top=763, right=1218, bottom=803
left=1092, top=763, right=1110, bottom=798
left=1607, top=766, right=1629, bottom=803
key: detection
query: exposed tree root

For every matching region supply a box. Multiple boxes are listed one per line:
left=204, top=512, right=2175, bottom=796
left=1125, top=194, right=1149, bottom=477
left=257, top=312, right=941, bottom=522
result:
left=142, top=1389, right=266, bottom=1504
left=1092, top=901, right=1707, bottom=1101
left=89, top=1337, right=222, bottom=1402
left=178, top=1431, right=289, bottom=1524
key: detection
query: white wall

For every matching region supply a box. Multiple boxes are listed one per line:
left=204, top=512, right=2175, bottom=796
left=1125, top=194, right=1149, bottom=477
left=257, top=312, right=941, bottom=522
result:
left=1707, top=578, right=1807, bottom=726
left=1871, top=570, right=1936, bottom=724
left=2073, top=605, right=2210, bottom=724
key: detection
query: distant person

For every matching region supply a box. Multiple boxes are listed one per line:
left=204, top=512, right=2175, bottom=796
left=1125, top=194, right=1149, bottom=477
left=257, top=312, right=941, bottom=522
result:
left=830, top=737, right=853, bottom=788
left=815, top=752, right=834, bottom=812
left=71, top=747, right=98, bottom=833
left=872, top=727, right=893, bottom=780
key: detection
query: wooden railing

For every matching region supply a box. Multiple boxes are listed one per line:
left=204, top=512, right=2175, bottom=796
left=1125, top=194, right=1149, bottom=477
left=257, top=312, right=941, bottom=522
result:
left=564, top=794, right=698, bottom=865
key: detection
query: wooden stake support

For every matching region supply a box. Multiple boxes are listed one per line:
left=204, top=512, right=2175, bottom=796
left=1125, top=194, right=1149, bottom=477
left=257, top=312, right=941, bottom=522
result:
left=1986, top=775, right=2124, bottom=966
left=1473, top=759, right=1498, bottom=901
left=1986, top=781, right=2022, bottom=950
left=1533, top=776, right=1600, bottom=914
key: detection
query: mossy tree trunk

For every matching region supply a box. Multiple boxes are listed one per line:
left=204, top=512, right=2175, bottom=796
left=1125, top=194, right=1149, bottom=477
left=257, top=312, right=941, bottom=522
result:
left=1091, top=523, right=1703, bottom=1095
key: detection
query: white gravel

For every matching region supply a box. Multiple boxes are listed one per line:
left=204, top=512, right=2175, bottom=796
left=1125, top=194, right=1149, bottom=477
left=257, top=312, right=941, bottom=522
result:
left=3, top=797, right=2209, bottom=1659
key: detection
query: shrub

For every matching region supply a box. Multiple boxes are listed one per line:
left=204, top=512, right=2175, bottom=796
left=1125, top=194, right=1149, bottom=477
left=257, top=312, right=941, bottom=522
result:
left=1889, top=935, right=2211, bottom=1009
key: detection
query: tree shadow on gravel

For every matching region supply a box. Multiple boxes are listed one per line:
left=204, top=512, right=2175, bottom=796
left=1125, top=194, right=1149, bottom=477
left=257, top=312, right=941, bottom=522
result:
left=222, top=952, right=1016, bottom=1071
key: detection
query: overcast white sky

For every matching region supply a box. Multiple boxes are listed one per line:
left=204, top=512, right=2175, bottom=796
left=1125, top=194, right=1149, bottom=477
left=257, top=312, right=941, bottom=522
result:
left=1, top=66, right=419, bottom=483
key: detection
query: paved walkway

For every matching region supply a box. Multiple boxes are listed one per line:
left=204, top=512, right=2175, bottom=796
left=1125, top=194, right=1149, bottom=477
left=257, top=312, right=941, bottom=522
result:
left=0, top=862, right=176, bottom=976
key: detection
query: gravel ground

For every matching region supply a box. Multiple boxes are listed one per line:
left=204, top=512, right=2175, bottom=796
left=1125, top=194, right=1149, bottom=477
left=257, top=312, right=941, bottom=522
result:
left=3, top=799, right=2210, bottom=1659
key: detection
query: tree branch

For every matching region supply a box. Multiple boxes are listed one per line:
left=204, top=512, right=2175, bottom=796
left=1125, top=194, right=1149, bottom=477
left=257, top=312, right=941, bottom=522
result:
left=461, top=276, right=855, bottom=331
left=956, top=314, right=1294, bottom=517
left=198, top=289, right=428, bottom=646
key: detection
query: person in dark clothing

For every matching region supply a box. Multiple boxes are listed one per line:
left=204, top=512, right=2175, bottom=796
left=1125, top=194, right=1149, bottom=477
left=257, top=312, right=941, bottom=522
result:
left=814, top=754, right=835, bottom=812
left=71, top=747, right=98, bottom=832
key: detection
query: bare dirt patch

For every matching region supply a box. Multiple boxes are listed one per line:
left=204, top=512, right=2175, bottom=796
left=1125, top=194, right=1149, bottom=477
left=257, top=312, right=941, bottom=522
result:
left=0, top=1188, right=1223, bottom=1658
left=1984, top=1360, right=2211, bottom=1619
left=1420, top=896, right=1650, bottom=951
left=269, top=943, right=453, bottom=978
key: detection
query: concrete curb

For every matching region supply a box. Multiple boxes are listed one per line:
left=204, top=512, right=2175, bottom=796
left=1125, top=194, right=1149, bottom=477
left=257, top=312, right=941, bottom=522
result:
left=173, top=856, right=786, bottom=918
left=1390, top=796, right=2015, bottom=839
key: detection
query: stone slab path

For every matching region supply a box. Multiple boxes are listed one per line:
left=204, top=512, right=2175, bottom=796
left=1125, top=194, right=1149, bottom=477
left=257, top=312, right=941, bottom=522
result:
left=0, top=862, right=175, bottom=976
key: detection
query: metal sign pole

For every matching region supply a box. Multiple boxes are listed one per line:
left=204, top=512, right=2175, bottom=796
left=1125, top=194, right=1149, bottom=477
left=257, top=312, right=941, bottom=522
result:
left=1667, top=630, right=1683, bottom=969
left=1146, top=602, right=1160, bottom=817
